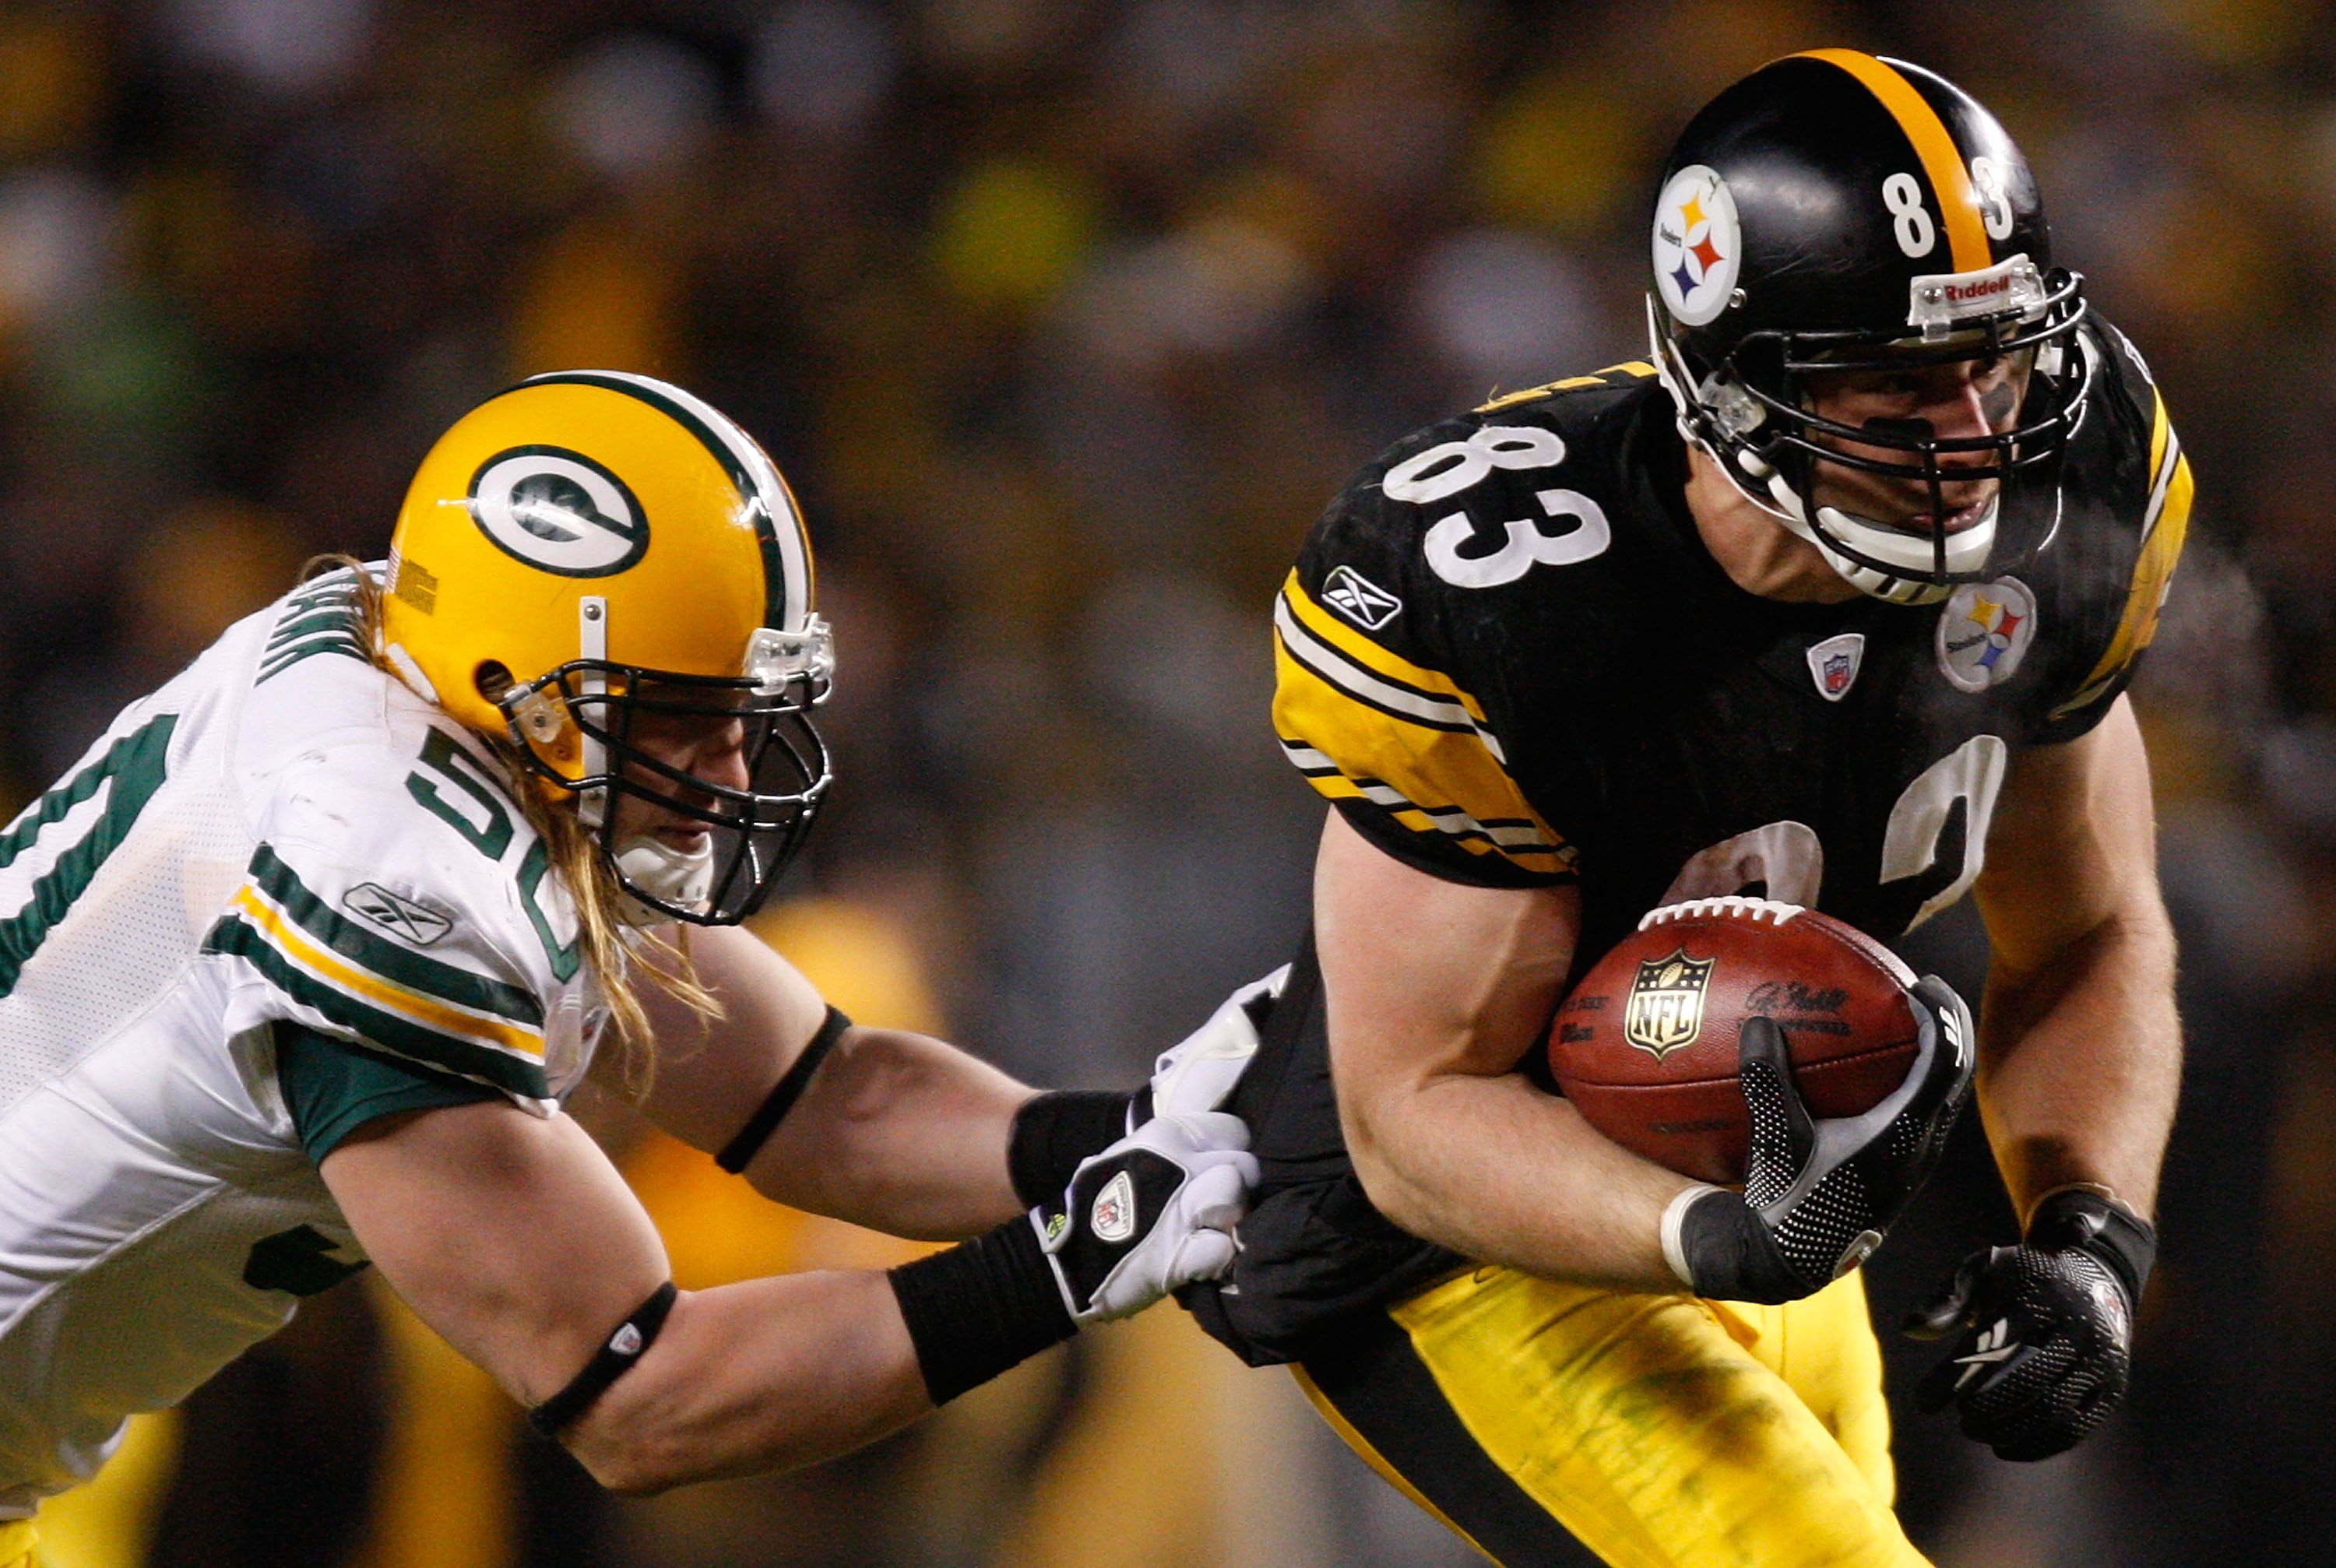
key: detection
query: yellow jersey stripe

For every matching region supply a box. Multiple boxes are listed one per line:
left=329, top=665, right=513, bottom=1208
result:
left=1478, top=361, right=1657, bottom=412
left=1273, top=641, right=1569, bottom=872
left=1798, top=50, right=1990, bottom=272
left=1274, top=598, right=1500, bottom=760
left=2141, top=392, right=2179, bottom=543
left=1282, top=741, right=1559, bottom=853
left=230, top=887, right=547, bottom=1059
left=1280, top=573, right=1492, bottom=726
left=2053, top=446, right=2193, bottom=719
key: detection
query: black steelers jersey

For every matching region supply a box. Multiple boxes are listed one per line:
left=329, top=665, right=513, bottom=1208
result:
left=1189, top=315, right=2191, bottom=1366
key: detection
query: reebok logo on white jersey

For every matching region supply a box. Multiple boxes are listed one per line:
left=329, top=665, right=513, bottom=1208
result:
left=343, top=883, right=454, bottom=947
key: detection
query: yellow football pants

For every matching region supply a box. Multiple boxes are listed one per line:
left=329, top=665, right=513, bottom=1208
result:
left=1295, top=1266, right=1930, bottom=1568
left=0, top=1517, right=33, bottom=1568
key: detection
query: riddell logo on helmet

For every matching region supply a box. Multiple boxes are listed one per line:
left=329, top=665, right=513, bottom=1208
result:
left=1944, top=276, right=2013, bottom=304
left=1908, top=256, right=2046, bottom=332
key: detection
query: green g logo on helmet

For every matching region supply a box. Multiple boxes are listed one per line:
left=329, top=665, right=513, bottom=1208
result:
left=468, top=445, right=649, bottom=578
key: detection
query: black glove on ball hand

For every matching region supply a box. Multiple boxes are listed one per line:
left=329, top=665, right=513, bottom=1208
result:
left=1905, top=1187, right=2156, bottom=1461
left=1665, top=974, right=1975, bottom=1304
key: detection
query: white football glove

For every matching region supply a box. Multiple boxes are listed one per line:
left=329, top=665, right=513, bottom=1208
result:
left=1035, top=1111, right=1259, bottom=1323
left=1135, top=965, right=1290, bottom=1125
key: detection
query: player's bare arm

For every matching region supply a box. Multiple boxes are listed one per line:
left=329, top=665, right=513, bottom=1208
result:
left=1314, top=810, right=1690, bottom=1290
left=1971, top=694, right=2179, bottom=1219
left=1318, top=806, right=1971, bottom=1306
left=320, top=1095, right=930, bottom=1493
left=323, top=941, right=1266, bottom=1493
left=1901, top=694, right=2172, bottom=1461
left=631, top=924, right=1033, bottom=1240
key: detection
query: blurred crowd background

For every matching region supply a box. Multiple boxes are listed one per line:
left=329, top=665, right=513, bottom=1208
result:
left=0, top=0, right=2329, bottom=1564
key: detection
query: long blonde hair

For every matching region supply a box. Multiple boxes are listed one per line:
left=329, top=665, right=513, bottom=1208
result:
left=315, top=556, right=720, bottom=1095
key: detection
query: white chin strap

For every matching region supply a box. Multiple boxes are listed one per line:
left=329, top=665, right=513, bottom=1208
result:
left=613, top=835, right=715, bottom=924
left=1649, top=304, right=1989, bottom=608
left=1734, top=448, right=1991, bottom=608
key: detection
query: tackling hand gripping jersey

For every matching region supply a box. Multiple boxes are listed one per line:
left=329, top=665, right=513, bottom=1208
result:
left=0, top=568, right=595, bottom=1518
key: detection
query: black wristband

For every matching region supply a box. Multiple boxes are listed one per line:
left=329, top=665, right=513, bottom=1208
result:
left=717, top=1007, right=852, bottom=1174
left=1007, top=1089, right=1134, bottom=1210
left=2028, top=1188, right=2157, bottom=1304
left=527, top=1281, right=678, bottom=1437
left=888, top=1218, right=1076, bottom=1405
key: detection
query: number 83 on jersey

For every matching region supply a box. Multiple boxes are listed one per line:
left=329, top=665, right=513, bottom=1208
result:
left=1384, top=426, right=1612, bottom=591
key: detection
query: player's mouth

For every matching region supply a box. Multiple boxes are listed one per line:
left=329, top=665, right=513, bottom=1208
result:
left=1894, top=497, right=1992, bottom=536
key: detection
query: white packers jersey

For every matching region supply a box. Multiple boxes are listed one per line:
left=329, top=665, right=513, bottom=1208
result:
left=0, top=568, right=597, bottom=1517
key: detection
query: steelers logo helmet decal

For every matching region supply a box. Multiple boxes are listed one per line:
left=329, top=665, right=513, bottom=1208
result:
left=1652, top=164, right=1742, bottom=327
left=467, top=445, right=649, bottom=578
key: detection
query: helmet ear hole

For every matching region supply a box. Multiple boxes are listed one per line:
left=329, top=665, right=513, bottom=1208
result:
left=475, top=662, right=515, bottom=703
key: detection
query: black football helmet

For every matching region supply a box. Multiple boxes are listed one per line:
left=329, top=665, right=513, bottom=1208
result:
left=1648, top=50, right=2094, bottom=604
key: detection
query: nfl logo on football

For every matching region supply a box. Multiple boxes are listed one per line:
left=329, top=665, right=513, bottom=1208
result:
left=1624, top=951, right=1715, bottom=1060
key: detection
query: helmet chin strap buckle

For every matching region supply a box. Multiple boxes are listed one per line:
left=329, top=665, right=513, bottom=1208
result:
left=1701, top=374, right=1764, bottom=438
left=510, top=685, right=568, bottom=746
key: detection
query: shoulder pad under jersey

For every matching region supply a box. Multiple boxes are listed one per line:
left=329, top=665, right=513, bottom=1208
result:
left=208, top=705, right=589, bottom=1115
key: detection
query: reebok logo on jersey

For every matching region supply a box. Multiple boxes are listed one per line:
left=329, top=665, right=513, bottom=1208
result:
left=343, top=883, right=455, bottom=947
left=1321, top=565, right=1402, bottom=631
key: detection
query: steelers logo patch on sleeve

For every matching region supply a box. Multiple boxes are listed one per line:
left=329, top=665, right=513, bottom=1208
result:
left=467, top=446, right=649, bottom=577
left=1652, top=165, right=1742, bottom=327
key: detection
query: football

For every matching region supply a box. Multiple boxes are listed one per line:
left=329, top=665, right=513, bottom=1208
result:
left=1546, top=897, right=1923, bottom=1186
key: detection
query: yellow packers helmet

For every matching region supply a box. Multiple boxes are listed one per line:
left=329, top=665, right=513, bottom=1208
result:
left=381, top=370, right=834, bottom=924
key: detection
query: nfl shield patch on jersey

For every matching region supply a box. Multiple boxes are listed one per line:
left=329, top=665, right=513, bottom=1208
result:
left=1806, top=632, right=1865, bottom=702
